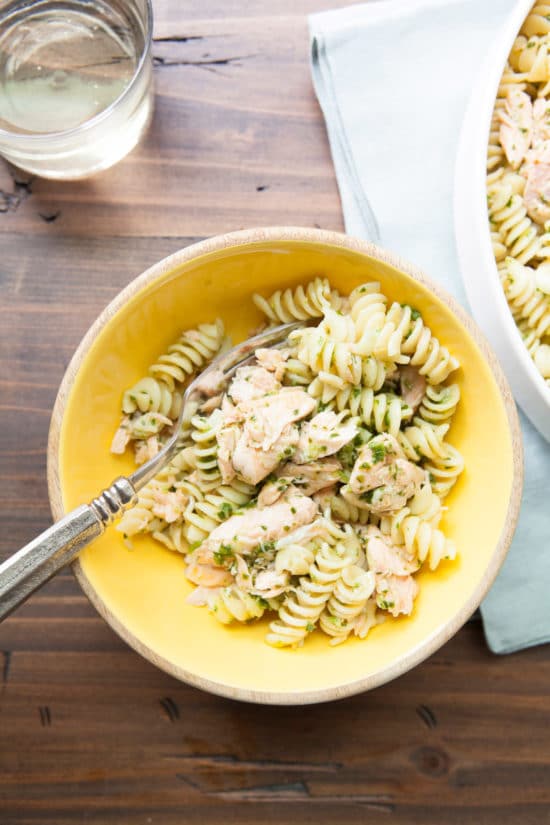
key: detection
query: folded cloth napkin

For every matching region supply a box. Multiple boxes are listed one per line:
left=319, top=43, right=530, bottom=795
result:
left=310, top=0, right=550, bottom=653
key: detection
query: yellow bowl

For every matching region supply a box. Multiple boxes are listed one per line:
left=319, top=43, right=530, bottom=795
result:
left=48, top=227, right=522, bottom=704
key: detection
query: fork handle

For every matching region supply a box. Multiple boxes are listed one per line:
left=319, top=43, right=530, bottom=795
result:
left=0, top=478, right=136, bottom=621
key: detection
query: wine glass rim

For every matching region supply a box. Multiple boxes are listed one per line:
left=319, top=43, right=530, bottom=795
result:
left=0, top=0, right=154, bottom=143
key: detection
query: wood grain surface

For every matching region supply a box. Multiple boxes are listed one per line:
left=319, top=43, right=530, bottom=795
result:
left=0, top=1, right=549, bottom=822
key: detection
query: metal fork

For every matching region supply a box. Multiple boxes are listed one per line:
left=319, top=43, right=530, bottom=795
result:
left=0, top=322, right=303, bottom=621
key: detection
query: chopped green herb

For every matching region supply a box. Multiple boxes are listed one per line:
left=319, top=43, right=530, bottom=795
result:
left=259, top=540, right=276, bottom=554
left=213, top=544, right=235, bottom=566
left=306, top=622, right=315, bottom=632
left=217, top=501, right=233, bottom=521
left=370, top=442, right=386, bottom=463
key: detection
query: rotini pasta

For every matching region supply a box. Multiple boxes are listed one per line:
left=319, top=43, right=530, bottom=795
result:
left=398, top=418, right=451, bottom=462
left=418, top=384, right=460, bottom=425
left=319, top=564, right=375, bottom=644
left=266, top=541, right=353, bottom=647
left=379, top=508, right=456, bottom=571
left=208, top=586, right=266, bottom=624
left=149, top=321, right=225, bottom=391
left=111, top=277, right=463, bottom=648
left=253, top=277, right=339, bottom=324
left=487, top=11, right=550, bottom=387
left=424, top=445, right=465, bottom=499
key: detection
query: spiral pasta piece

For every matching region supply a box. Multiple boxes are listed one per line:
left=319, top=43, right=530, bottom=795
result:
left=148, top=320, right=225, bottom=391
left=319, top=565, right=376, bottom=644
left=253, top=278, right=340, bottom=323
left=380, top=304, right=460, bottom=384
left=190, top=411, right=223, bottom=490
left=397, top=418, right=450, bottom=461
left=209, top=587, right=266, bottom=624
left=424, top=445, right=465, bottom=499
left=156, top=445, right=197, bottom=483
left=418, top=384, right=460, bottom=425
left=282, top=357, right=314, bottom=386
left=379, top=508, right=456, bottom=571
left=502, top=258, right=550, bottom=337
left=273, top=543, right=314, bottom=576
left=117, top=479, right=187, bottom=541
left=349, top=282, right=388, bottom=356
left=522, top=4, right=550, bottom=37
left=369, top=301, right=415, bottom=364
left=153, top=522, right=189, bottom=554
left=122, top=376, right=179, bottom=418
left=116, top=498, right=155, bottom=539
left=491, top=194, right=541, bottom=264
left=307, top=383, right=412, bottom=437
left=318, top=306, right=356, bottom=343
left=316, top=492, right=371, bottom=526
left=182, top=478, right=257, bottom=546
left=266, top=541, right=353, bottom=647
left=289, top=327, right=363, bottom=385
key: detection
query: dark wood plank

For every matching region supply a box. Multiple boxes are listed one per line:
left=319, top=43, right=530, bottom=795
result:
left=1, top=625, right=550, bottom=824
left=0, top=1, right=548, bottom=823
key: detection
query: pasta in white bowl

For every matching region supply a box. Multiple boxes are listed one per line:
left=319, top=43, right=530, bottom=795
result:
left=455, top=0, right=550, bottom=442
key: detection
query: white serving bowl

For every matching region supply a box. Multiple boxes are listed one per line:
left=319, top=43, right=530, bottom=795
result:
left=454, top=0, right=550, bottom=442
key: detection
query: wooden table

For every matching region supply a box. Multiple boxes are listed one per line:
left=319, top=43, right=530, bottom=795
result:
left=1, top=2, right=549, bottom=822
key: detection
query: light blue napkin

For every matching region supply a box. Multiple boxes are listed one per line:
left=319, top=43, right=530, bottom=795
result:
left=310, top=0, right=550, bottom=653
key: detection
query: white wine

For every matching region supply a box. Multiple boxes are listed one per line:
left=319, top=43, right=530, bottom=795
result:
left=0, top=0, right=153, bottom=178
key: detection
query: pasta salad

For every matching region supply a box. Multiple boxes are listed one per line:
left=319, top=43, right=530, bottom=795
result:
left=487, top=2, right=550, bottom=386
left=111, top=278, right=463, bottom=648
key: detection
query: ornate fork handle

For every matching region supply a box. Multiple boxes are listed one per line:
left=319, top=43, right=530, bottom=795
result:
left=0, top=322, right=305, bottom=622
left=0, top=478, right=136, bottom=620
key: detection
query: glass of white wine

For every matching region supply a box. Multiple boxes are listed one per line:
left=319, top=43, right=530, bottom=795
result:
left=0, top=0, right=153, bottom=179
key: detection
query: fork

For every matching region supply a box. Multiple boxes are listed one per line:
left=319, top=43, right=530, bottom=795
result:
left=0, top=322, right=303, bottom=621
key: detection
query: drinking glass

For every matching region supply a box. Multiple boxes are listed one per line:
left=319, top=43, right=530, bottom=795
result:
left=0, top=0, right=153, bottom=179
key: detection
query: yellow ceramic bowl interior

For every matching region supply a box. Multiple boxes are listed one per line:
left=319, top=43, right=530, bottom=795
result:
left=49, top=228, right=521, bottom=704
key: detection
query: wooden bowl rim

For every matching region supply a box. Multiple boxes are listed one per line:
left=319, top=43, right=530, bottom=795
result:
left=47, top=226, right=523, bottom=705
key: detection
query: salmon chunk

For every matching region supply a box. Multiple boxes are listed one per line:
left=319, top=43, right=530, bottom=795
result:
left=293, top=410, right=358, bottom=463
left=348, top=434, right=427, bottom=513
left=375, top=573, right=418, bottom=617
left=499, top=89, right=533, bottom=168
left=399, top=366, right=426, bottom=411
left=192, top=489, right=318, bottom=560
